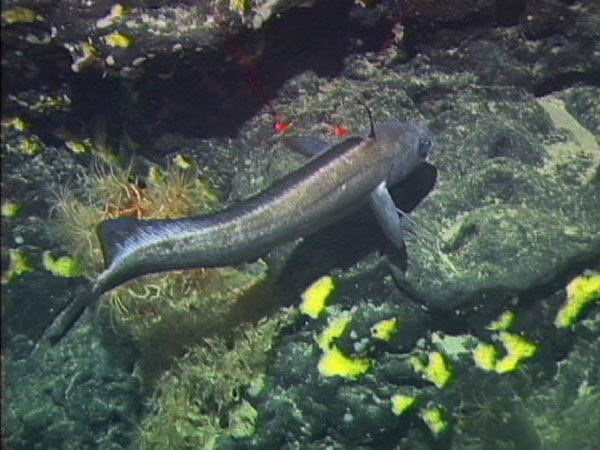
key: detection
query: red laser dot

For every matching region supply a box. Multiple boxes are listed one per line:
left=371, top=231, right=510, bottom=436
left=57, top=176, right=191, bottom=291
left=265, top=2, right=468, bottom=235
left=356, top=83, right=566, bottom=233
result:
left=274, top=120, right=292, bottom=135
left=334, top=126, right=351, bottom=137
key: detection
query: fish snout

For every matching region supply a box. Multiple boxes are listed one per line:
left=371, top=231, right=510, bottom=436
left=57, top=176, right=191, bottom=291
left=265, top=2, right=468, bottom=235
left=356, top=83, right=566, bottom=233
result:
left=418, top=134, right=436, bottom=160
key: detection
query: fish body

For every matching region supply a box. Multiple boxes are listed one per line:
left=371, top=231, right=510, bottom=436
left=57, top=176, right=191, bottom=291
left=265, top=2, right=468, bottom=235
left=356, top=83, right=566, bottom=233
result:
left=94, top=121, right=435, bottom=294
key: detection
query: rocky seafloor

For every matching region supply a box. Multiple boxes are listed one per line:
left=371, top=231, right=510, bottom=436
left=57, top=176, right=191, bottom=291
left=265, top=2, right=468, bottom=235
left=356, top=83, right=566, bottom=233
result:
left=1, top=0, right=599, bottom=449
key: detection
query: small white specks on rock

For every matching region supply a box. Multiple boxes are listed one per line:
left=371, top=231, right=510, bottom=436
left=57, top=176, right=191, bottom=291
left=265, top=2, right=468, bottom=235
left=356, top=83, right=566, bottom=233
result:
left=132, top=56, right=146, bottom=66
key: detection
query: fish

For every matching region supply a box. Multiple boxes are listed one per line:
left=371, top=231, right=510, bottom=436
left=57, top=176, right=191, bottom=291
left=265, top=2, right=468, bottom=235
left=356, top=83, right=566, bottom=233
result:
left=93, top=117, right=435, bottom=294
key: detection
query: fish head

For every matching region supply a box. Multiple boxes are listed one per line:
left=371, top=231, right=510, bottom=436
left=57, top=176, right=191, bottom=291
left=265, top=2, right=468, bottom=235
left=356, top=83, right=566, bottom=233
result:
left=375, top=121, right=435, bottom=184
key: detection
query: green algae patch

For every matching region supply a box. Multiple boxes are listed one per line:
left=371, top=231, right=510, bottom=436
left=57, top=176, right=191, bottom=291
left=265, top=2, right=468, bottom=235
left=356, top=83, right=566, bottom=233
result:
left=137, top=308, right=296, bottom=448
left=112, top=260, right=270, bottom=386
left=229, top=400, right=258, bottom=439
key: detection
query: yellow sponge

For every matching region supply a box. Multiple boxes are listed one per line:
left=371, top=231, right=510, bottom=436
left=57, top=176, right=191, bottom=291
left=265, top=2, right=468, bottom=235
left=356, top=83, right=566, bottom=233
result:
left=300, top=276, right=337, bottom=319
left=318, top=346, right=371, bottom=379
left=555, top=272, right=600, bottom=328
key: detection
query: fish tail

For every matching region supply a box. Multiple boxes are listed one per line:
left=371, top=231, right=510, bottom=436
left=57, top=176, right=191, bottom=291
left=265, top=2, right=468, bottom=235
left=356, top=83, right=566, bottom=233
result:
left=96, top=217, right=144, bottom=268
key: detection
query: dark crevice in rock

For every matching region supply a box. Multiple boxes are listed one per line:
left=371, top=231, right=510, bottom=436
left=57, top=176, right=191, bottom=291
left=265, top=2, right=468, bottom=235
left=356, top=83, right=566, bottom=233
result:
left=19, top=1, right=398, bottom=156
left=533, top=71, right=600, bottom=97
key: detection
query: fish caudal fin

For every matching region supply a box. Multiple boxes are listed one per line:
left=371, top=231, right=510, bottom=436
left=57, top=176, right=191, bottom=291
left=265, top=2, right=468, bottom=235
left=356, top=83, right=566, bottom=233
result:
left=96, top=218, right=141, bottom=268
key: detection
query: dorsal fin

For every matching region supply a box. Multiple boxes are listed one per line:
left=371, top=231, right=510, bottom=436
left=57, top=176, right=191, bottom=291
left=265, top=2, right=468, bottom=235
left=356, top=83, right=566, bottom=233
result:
left=282, top=136, right=331, bottom=157
left=96, top=218, right=140, bottom=267
left=363, top=103, right=375, bottom=139
left=327, top=136, right=364, bottom=153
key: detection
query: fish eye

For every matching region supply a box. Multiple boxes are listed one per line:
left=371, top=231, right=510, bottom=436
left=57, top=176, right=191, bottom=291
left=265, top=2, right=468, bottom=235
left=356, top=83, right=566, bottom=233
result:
left=418, top=138, right=432, bottom=159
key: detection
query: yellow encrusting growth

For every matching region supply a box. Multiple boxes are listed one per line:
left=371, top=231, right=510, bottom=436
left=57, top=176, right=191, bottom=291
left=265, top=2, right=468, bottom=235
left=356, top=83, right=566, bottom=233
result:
left=11, top=135, right=45, bottom=156
left=421, top=406, right=448, bottom=436
left=317, top=346, right=371, bottom=379
left=473, top=342, right=498, bottom=371
left=473, top=332, right=537, bottom=373
left=43, top=251, right=84, bottom=278
left=318, top=311, right=351, bottom=350
left=3, top=118, right=29, bottom=132
left=97, top=4, right=128, bottom=28
left=300, top=276, right=337, bottom=319
left=111, top=4, right=126, bottom=18
left=486, top=310, right=516, bottom=331
left=2, top=201, right=21, bottom=218
left=414, top=352, right=453, bottom=389
left=371, top=317, right=398, bottom=341
left=148, top=166, right=165, bottom=184
left=410, top=356, right=427, bottom=373
left=174, top=154, right=194, bottom=169
left=2, top=7, right=43, bottom=24
left=2, top=249, right=33, bottom=284
left=103, top=31, right=134, bottom=48
left=495, top=332, right=537, bottom=374
left=555, top=273, right=600, bottom=328
left=65, top=139, right=92, bottom=154
left=314, top=309, right=371, bottom=379
left=230, top=0, right=251, bottom=15
left=391, top=394, right=416, bottom=416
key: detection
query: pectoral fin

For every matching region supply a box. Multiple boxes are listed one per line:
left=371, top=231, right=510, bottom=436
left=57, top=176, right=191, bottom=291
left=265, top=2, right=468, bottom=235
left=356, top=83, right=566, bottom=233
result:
left=369, top=182, right=405, bottom=250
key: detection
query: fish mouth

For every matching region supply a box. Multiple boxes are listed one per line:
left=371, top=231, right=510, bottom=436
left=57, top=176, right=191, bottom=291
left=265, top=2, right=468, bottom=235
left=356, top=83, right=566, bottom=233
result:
left=419, top=131, right=436, bottom=160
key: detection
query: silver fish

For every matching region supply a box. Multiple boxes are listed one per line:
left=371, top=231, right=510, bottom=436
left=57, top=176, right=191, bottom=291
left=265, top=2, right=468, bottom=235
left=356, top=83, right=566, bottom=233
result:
left=94, top=119, right=435, bottom=294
